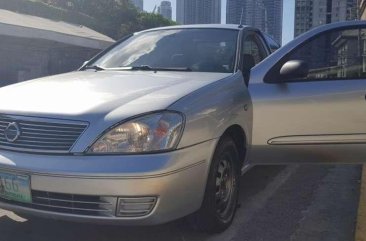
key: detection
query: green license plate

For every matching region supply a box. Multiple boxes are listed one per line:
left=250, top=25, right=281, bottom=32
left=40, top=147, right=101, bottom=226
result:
left=0, top=171, right=31, bottom=203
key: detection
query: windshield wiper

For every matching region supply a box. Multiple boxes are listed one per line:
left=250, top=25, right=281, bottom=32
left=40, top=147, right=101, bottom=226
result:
left=83, top=65, right=105, bottom=71
left=83, top=65, right=192, bottom=72
left=123, top=65, right=192, bottom=72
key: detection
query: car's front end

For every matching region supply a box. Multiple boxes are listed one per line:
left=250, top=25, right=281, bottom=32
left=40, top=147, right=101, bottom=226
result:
left=0, top=69, right=226, bottom=224
left=0, top=113, right=217, bottom=224
left=0, top=25, right=249, bottom=227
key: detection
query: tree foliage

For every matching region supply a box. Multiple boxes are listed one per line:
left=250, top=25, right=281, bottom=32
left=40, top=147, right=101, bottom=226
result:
left=0, top=0, right=98, bottom=30
left=39, top=0, right=176, bottom=39
left=0, top=0, right=175, bottom=39
left=119, top=12, right=176, bottom=37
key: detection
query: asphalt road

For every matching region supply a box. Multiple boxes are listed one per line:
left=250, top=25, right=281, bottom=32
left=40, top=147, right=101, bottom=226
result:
left=0, top=164, right=361, bottom=241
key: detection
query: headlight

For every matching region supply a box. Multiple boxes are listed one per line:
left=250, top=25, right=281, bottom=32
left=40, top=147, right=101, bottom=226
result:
left=88, top=112, right=184, bottom=154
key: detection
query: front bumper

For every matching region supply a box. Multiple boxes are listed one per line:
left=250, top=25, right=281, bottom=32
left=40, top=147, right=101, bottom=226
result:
left=0, top=140, right=217, bottom=225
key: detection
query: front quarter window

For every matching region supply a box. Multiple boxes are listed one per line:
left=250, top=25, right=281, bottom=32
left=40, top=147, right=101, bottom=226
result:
left=88, top=29, right=239, bottom=73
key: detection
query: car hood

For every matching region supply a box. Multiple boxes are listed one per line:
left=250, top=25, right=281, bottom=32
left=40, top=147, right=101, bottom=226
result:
left=0, top=71, right=231, bottom=121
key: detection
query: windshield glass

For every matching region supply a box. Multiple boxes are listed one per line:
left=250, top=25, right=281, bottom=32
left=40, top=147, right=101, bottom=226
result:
left=90, top=28, right=239, bottom=73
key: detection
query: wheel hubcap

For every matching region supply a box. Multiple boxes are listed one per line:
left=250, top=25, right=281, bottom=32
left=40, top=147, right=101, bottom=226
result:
left=215, top=157, right=235, bottom=219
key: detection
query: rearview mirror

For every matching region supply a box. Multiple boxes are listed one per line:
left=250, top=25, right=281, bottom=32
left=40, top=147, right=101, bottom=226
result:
left=279, top=60, right=309, bottom=81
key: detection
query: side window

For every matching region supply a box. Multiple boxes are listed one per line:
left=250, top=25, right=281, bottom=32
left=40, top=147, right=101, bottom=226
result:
left=283, top=27, right=366, bottom=81
left=241, top=33, right=267, bottom=83
left=242, top=34, right=266, bottom=65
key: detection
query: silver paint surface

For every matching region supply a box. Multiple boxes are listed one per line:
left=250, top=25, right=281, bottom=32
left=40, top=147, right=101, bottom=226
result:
left=249, top=21, right=366, bottom=164
left=1, top=22, right=366, bottom=224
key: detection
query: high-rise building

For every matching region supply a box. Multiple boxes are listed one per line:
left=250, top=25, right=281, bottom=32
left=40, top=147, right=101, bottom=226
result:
left=294, top=0, right=358, bottom=37
left=265, top=0, right=283, bottom=44
left=158, top=1, right=172, bottom=20
left=176, top=0, right=221, bottom=24
left=294, top=0, right=314, bottom=36
left=361, top=0, right=366, bottom=19
left=130, top=0, right=143, bottom=11
left=226, top=0, right=283, bottom=44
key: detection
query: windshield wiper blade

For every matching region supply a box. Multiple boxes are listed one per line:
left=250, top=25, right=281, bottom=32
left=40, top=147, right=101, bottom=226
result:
left=83, top=65, right=105, bottom=71
left=128, top=65, right=192, bottom=72
left=85, top=65, right=192, bottom=72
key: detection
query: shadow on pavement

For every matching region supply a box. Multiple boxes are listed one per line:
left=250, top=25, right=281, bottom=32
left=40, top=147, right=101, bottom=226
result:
left=0, top=165, right=286, bottom=241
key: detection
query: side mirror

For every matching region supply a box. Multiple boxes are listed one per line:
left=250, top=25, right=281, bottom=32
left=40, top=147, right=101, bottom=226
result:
left=279, top=60, right=309, bottom=81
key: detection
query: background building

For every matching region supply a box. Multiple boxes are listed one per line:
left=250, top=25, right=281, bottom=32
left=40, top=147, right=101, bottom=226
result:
left=295, top=0, right=358, bottom=37
left=0, top=9, right=114, bottom=86
left=226, top=0, right=283, bottom=44
left=360, top=0, right=366, bottom=19
left=130, top=0, right=143, bottom=11
left=158, top=1, right=172, bottom=20
left=294, top=0, right=313, bottom=36
left=176, top=0, right=221, bottom=24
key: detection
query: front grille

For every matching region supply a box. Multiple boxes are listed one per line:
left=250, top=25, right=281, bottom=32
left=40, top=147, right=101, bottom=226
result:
left=0, top=190, right=116, bottom=217
left=0, top=115, right=88, bottom=153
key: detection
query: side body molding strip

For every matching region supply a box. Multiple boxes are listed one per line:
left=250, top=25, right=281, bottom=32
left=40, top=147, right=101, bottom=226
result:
left=268, top=134, right=366, bottom=145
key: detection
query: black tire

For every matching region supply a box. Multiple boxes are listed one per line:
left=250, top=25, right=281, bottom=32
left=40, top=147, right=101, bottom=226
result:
left=189, top=135, right=240, bottom=233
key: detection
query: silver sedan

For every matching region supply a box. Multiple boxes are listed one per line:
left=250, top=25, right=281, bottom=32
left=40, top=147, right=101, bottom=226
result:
left=0, top=21, right=364, bottom=233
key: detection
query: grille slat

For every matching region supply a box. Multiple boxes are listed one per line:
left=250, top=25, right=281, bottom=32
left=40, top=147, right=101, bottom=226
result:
left=0, top=120, right=11, bottom=124
left=19, top=127, right=84, bottom=134
left=21, top=132, right=81, bottom=138
left=0, top=143, right=72, bottom=151
left=33, top=196, right=113, bottom=206
left=0, top=119, right=83, bottom=128
left=0, top=190, right=116, bottom=217
left=31, top=202, right=113, bottom=213
left=12, top=135, right=78, bottom=142
left=8, top=139, right=75, bottom=145
left=0, top=115, right=88, bottom=153
left=20, top=123, right=86, bottom=130
left=0, top=141, right=72, bottom=148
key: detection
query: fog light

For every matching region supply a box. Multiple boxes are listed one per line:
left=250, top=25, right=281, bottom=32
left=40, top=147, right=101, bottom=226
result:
left=116, top=197, right=157, bottom=217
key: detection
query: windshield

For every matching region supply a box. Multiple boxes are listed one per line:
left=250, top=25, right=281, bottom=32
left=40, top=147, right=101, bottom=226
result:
left=89, top=29, right=239, bottom=73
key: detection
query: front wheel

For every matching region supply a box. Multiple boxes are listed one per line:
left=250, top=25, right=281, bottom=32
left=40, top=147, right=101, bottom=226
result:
left=189, top=136, right=240, bottom=233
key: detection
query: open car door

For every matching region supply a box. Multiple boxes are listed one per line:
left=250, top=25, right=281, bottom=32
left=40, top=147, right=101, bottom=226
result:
left=248, top=21, right=366, bottom=165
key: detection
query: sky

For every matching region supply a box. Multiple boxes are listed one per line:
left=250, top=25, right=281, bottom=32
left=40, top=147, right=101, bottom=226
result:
left=144, top=0, right=295, bottom=45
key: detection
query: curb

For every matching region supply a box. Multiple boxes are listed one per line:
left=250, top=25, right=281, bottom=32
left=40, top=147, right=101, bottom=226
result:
left=355, top=165, right=366, bottom=241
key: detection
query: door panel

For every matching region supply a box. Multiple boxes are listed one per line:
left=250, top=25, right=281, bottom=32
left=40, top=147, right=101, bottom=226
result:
left=248, top=24, right=366, bottom=164
left=249, top=79, right=366, bottom=164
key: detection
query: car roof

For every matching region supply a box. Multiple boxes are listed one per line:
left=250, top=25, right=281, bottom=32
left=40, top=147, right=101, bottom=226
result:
left=138, top=24, right=250, bottom=33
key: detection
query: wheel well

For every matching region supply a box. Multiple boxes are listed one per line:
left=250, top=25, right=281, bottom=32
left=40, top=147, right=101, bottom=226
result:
left=222, top=125, right=247, bottom=168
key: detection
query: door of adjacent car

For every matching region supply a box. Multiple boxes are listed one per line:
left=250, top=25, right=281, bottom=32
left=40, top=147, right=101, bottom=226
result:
left=240, top=30, right=269, bottom=84
left=248, top=23, right=366, bottom=164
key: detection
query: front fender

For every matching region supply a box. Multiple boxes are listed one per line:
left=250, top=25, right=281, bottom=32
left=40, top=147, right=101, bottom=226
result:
left=168, top=72, right=252, bottom=150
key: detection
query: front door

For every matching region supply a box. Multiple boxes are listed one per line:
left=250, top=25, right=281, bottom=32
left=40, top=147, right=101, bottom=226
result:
left=249, top=23, right=366, bottom=164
